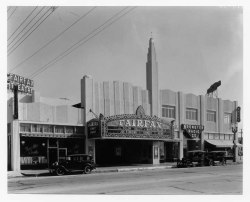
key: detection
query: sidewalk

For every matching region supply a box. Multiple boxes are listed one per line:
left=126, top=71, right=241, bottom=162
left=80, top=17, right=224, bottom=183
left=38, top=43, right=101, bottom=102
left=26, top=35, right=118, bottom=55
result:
left=7, top=161, right=242, bottom=179
left=8, top=162, right=176, bottom=179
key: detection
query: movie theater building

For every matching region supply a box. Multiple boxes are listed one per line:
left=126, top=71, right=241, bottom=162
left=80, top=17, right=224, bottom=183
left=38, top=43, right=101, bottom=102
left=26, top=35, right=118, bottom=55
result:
left=82, top=38, right=241, bottom=166
left=7, top=38, right=241, bottom=171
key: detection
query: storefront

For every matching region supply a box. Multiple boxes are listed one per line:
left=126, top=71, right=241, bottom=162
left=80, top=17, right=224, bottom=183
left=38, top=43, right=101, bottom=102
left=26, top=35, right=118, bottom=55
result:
left=181, top=124, right=204, bottom=157
left=18, top=123, right=85, bottom=169
left=87, top=106, right=178, bottom=165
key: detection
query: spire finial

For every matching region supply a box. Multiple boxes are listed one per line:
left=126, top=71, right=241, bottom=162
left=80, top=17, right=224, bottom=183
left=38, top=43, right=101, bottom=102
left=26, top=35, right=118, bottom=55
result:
left=151, top=32, right=153, bottom=38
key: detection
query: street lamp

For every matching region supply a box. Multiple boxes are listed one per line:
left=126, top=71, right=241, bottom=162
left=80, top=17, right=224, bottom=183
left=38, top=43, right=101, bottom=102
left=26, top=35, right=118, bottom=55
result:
left=232, top=123, right=238, bottom=162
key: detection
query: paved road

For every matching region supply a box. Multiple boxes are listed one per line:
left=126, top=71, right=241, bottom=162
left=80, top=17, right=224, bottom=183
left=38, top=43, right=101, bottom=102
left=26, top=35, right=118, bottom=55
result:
left=8, top=164, right=242, bottom=194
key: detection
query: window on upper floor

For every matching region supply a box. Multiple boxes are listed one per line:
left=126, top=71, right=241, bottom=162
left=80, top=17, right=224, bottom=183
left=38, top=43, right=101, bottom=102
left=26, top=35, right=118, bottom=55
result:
left=32, top=124, right=43, bottom=133
left=44, top=125, right=53, bottom=133
left=224, top=113, right=232, bottom=124
left=207, top=110, right=216, bottom=122
left=162, top=105, right=175, bottom=118
left=186, top=108, right=198, bottom=120
left=55, top=126, right=64, bottom=133
left=20, top=123, right=31, bottom=132
left=65, top=126, right=74, bottom=133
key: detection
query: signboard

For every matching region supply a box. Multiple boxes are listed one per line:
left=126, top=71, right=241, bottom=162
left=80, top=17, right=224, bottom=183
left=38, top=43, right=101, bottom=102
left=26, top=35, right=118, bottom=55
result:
left=181, top=124, right=204, bottom=139
left=87, top=106, right=174, bottom=140
left=87, top=119, right=99, bottom=138
left=7, top=73, right=34, bottom=94
left=236, top=106, right=241, bottom=122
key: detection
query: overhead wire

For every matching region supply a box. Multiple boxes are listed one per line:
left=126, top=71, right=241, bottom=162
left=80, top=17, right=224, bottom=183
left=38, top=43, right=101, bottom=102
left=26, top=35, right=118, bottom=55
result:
left=29, top=7, right=136, bottom=79
left=8, top=7, right=46, bottom=47
left=7, top=7, right=12, bottom=12
left=8, top=7, right=58, bottom=56
left=8, top=7, right=38, bottom=41
left=7, top=6, right=18, bottom=20
left=8, top=6, right=96, bottom=73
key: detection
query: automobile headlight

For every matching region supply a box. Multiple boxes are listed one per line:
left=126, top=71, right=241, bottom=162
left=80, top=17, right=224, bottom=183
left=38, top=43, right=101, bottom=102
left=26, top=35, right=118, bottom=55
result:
left=52, top=162, right=58, bottom=166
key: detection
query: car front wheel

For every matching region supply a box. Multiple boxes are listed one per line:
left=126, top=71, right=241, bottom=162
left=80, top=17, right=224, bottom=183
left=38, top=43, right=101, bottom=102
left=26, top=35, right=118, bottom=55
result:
left=56, top=167, right=65, bottom=176
left=84, top=165, right=92, bottom=174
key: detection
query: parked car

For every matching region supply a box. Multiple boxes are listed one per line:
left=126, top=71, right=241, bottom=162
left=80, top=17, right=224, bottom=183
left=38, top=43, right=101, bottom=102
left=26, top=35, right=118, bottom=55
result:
left=206, top=151, right=229, bottom=166
left=177, top=150, right=206, bottom=168
left=50, top=154, right=96, bottom=176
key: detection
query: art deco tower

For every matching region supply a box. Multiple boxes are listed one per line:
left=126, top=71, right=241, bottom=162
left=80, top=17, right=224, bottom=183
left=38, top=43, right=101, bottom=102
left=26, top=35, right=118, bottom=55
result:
left=146, top=37, right=159, bottom=116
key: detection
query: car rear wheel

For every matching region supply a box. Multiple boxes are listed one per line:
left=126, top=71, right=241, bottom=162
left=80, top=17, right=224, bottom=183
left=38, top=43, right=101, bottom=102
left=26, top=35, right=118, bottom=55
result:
left=84, top=165, right=92, bottom=174
left=56, top=167, right=65, bottom=176
left=208, top=159, right=214, bottom=166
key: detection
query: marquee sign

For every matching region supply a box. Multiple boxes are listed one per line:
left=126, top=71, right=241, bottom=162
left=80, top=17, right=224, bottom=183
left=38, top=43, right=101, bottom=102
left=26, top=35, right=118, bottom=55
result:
left=7, top=73, right=34, bottom=94
left=87, top=106, right=174, bottom=140
left=181, top=124, right=204, bottom=139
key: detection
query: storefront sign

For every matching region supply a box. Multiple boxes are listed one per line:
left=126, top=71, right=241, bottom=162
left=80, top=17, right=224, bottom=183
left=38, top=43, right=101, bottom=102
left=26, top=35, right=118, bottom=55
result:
left=87, top=119, right=99, bottom=138
left=181, top=124, right=204, bottom=139
left=118, top=119, right=163, bottom=129
left=7, top=73, right=34, bottom=94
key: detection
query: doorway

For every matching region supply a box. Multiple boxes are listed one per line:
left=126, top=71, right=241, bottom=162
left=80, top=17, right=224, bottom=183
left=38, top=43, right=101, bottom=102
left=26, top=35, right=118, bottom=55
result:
left=48, top=148, right=58, bottom=167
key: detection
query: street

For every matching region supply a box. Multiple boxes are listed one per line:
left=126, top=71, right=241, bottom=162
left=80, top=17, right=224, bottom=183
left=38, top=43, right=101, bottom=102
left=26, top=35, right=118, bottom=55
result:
left=8, top=164, right=242, bottom=194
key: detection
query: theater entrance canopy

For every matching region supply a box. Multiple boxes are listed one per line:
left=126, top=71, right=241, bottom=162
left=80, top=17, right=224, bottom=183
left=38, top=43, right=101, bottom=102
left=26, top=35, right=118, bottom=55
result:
left=87, top=106, right=176, bottom=141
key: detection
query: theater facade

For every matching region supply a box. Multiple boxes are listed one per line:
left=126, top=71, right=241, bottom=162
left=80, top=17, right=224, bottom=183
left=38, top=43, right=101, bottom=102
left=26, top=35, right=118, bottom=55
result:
left=7, top=38, right=242, bottom=171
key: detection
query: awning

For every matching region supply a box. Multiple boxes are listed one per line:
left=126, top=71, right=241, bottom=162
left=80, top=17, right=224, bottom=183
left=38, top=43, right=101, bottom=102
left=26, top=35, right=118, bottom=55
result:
left=205, top=139, right=234, bottom=148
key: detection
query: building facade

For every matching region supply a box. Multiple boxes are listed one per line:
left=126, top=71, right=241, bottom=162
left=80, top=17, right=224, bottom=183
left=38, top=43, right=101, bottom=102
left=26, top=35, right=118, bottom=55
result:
left=7, top=37, right=242, bottom=171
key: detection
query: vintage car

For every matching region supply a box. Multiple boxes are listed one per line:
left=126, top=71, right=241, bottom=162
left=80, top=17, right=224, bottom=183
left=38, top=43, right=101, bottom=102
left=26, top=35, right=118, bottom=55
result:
left=50, top=154, right=96, bottom=176
left=206, top=151, right=231, bottom=166
left=177, top=150, right=207, bottom=168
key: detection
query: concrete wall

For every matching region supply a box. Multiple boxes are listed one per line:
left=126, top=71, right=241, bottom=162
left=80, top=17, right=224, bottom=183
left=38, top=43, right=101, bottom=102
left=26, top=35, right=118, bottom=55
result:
left=84, top=78, right=151, bottom=119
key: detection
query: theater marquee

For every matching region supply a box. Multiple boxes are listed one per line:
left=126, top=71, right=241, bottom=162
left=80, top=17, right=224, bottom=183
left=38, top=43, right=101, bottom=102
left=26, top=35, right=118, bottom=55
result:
left=7, top=73, right=34, bottom=94
left=87, top=106, right=175, bottom=140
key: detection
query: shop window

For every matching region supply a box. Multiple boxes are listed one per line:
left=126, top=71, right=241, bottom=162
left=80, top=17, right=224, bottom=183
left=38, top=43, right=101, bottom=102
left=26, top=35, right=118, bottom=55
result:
left=49, top=139, right=57, bottom=147
left=44, top=125, right=53, bottom=133
left=20, top=137, right=47, bottom=157
left=20, top=123, right=31, bottom=132
left=76, top=126, right=84, bottom=134
left=65, top=126, right=74, bottom=133
left=186, top=108, right=198, bottom=120
left=55, top=126, right=64, bottom=133
left=207, top=110, right=216, bottom=122
left=224, top=113, right=231, bottom=124
left=32, top=124, right=43, bottom=133
left=162, top=105, right=175, bottom=118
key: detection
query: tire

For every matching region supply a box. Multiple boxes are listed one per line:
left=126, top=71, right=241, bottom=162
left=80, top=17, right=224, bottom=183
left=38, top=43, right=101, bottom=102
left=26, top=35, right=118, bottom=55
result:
left=56, top=167, right=65, bottom=176
left=84, top=165, right=92, bottom=174
left=221, top=158, right=226, bottom=166
left=209, top=159, right=214, bottom=166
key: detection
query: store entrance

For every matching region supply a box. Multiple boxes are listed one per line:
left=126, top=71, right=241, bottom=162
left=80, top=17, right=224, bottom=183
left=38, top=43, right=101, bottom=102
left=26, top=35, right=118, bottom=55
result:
left=48, top=148, right=57, bottom=167
left=95, top=139, right=153, bottom=166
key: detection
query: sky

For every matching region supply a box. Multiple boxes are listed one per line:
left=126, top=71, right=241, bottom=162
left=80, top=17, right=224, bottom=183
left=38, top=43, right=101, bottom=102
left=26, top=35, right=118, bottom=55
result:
left=6, top=6, right=243, bottom=125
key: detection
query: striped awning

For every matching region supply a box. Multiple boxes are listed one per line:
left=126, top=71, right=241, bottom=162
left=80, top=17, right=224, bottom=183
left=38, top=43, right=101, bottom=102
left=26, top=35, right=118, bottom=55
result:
left=205, top=139, right=234, bottom=148
left=20, top=133, right=84, bottom=138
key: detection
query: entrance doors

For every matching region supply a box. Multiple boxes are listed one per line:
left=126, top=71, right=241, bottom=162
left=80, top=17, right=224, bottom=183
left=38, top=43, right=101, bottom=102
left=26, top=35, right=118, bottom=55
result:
left=48, top=148, right=57, bottom=166
left=95, top=139, right=152, bottom=165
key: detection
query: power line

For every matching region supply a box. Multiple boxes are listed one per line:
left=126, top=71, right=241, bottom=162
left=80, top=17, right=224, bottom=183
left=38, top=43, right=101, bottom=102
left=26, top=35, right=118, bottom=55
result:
left=8, top=7, right=38, bottom=41
left=8, top=7, right=45, bottom=47
left=8, top=7, right=96, bottom=73
left=29, top=6, right=130, bottom=78
left=29, top=7, right=136, bottom=79
left=8, top=7, right=58, bottom=55
left=7, top=7, right=12, bottom=12
left=8, top=6, right=18, bottom=20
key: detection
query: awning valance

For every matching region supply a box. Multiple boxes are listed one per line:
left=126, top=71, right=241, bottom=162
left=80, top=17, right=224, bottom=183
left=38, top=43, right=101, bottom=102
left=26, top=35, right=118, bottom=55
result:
left=205, top=139, right=234, bottom=148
